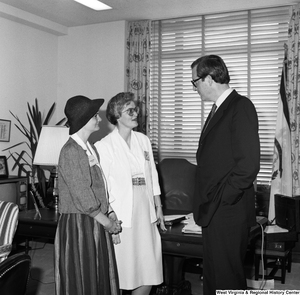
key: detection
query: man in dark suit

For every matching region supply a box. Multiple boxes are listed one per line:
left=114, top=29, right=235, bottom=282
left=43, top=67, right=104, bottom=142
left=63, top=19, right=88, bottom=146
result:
left=191, top=55, right=260, bottom=294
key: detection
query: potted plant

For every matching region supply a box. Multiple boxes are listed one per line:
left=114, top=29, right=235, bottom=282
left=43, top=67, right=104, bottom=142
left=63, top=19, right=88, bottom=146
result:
left=2, top=98, right=66, bottom=207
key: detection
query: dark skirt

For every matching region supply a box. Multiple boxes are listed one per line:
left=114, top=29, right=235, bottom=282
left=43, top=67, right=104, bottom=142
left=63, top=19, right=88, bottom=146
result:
left=54, top=213, right=119, bottom=295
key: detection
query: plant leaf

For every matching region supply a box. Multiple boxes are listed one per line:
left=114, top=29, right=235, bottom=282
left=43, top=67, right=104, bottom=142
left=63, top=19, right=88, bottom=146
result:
left=4, top=98, right=66, bottom=201
left=2, top=141, right=27, bottom=151
left=44, top=103, right=55, bottom=125
left=56, top=118, right=67, bottom=125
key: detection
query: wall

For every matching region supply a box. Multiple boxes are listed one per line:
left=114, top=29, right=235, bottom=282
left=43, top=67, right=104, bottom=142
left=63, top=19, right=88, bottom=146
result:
left=56, top=21, right=126, bottom=143
left=0, top=18, right=126, bottom=175
left=0, top=17, right=58, bottom=175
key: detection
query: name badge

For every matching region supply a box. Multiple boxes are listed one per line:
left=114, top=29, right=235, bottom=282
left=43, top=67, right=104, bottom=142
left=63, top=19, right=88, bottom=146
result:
left=144, top=151, right=150, bottom=161
left=88, top=154, right=98, bottom=167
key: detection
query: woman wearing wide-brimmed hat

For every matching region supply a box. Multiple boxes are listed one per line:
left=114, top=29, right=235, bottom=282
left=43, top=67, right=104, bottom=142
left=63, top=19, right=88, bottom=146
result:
left=54, top=95, right=122, bottom=295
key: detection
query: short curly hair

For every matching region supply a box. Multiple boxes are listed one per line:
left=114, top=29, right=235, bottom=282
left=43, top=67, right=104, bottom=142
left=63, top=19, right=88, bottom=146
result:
left=106, top=92, right=136, bottom=125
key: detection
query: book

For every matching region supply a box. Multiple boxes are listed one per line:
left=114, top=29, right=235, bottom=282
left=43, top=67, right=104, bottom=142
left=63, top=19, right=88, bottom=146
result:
left=164, top=214, right=186, bottom=225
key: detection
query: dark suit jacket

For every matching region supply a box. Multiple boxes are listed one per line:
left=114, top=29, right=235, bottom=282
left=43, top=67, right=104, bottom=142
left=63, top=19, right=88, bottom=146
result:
left=193, top=90, right=260, bottom=227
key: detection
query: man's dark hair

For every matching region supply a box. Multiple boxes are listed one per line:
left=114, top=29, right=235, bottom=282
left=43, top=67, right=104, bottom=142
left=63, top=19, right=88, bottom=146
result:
left=191, top=55, right=230, bottom=84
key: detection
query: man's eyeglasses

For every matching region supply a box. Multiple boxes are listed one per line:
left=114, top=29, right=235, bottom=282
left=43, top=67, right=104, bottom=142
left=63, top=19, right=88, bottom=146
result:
left=122, top=106, right=140, bottom=116
left=191, top=76, right=202, bottom=88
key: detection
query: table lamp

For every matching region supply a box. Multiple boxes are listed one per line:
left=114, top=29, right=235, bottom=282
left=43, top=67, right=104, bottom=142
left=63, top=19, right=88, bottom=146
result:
left=33, top=126, right=69, bottom=211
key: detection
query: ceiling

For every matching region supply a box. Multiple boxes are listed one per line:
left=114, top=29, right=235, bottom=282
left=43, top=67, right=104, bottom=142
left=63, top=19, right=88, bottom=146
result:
left=0, top=0, right=298, bottom=29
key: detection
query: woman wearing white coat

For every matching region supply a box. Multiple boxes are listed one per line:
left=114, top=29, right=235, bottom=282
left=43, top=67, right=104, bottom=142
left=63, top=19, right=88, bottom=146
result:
left=95, top=92, right=166, bottom=295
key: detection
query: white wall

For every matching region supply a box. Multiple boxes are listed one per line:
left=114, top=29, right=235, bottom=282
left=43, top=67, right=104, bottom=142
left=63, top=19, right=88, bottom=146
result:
left=0, top=17, right=59, bottom=174
left=56, top=21, right=126, bottom=143
left=0, top=18, right=126, bottom=175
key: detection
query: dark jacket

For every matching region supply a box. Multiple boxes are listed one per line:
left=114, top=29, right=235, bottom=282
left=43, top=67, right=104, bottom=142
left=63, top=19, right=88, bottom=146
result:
left=193, top=90, right=260, bottom=227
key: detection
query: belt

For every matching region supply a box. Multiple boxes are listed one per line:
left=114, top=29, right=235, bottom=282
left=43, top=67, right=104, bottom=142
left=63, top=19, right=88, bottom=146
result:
left=132, top=177, right=146, bottom=186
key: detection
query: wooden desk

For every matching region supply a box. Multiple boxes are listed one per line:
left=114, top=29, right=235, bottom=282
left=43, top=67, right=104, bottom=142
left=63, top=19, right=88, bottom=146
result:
left=16, top=209, right=205, bottom=254
left=16, top=209, right=266, bottom=293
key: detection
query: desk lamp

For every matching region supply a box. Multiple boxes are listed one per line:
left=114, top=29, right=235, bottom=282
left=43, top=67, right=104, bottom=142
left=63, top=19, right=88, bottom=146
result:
left=33, top=126, right=69, bottom=211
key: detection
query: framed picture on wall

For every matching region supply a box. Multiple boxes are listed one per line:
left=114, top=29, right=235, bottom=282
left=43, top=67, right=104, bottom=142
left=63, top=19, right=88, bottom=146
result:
left=0, top=119, right=11, bottom=142
left=0, top=156, right=8, bottom=178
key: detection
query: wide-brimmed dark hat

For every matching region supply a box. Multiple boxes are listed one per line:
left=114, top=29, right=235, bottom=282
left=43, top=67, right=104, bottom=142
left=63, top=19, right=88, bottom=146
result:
left=64, top=95, right=104, bottom=135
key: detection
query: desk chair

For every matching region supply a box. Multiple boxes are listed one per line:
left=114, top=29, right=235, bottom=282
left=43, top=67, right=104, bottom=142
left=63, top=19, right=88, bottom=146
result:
left=157, top=158, right=196, bottom=214
left=0, top=252, right=31, bottom=295
left=0, top=201, right=19, bottom=263
left=157, top=158, right=201, bottom=287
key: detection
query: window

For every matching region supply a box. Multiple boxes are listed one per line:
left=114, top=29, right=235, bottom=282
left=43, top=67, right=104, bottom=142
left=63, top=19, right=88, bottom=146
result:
left=149, top=6, right=290, bottom=185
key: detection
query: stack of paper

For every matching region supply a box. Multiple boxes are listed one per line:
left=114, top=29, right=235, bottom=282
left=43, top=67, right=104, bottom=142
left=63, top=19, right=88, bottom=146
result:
left=182, top=213, right=202, bottom=234
left=182, top=223, right=202, bottom=234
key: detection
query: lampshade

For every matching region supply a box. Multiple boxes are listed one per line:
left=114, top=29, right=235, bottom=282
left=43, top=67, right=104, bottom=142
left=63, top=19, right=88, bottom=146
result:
left=33, top=126, right=69, bottom=166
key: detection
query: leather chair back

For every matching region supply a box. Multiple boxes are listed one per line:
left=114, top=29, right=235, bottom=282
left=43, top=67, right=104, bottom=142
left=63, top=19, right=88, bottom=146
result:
left=0, top=201, right=19, bottom=263
left=157, top=158, right=197, bottom=214
left=0, top=253, right=31, bottom=295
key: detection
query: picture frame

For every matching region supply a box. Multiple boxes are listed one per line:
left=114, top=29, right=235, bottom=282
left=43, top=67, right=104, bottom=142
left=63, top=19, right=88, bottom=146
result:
left=0, top=119, right=11, bottom=142
left=0, top=156, right=9, bottom=178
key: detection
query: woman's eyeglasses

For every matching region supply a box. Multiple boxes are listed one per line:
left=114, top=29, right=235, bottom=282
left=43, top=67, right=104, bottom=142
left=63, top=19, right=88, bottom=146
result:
left=122, top=106, right=140, bottom=116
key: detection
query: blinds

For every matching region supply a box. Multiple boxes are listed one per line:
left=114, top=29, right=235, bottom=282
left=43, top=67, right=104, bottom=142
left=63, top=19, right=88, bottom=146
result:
left=149, top=6, right=290, bottom=185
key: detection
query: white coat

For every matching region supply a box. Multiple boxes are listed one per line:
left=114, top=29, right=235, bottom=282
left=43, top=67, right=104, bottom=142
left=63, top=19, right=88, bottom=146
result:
left=94, top=128, right=161, bottom=227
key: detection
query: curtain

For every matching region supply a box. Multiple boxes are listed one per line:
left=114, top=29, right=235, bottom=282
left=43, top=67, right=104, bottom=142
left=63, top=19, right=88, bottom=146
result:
left=269, top=4, right=300, bottom=221
left=287, top=4, right=300, bottom=196
left=126, top=20, right=151, bottom=135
